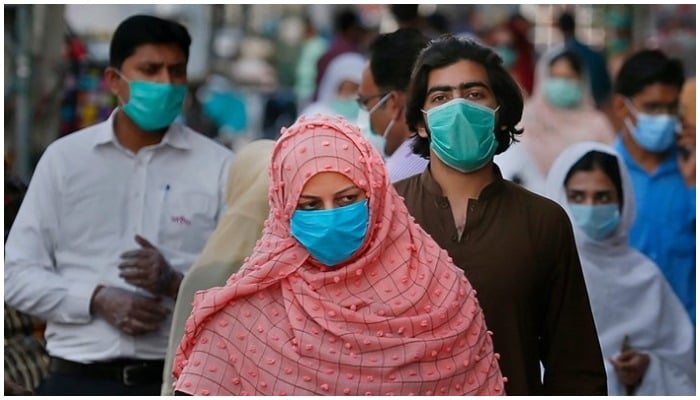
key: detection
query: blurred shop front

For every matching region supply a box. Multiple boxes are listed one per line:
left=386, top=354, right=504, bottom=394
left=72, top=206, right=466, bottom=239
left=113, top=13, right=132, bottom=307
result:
left=4, top=4, right=696, bottom=182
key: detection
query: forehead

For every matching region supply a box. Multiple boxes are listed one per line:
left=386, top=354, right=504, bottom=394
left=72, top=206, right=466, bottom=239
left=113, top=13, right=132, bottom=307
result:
left=122, top=43, right=187, bottom=66
left=633, top=82, right=681, bottom=103
left=427, top=59, right=491, bottom=90
left=566, top=168, right=616, bottom=190
left=301, top=172, right=357, bottom=195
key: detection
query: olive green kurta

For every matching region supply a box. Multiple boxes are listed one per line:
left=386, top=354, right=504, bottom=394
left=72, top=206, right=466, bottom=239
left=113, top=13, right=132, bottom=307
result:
left=394, top=165, right=606, bottom=395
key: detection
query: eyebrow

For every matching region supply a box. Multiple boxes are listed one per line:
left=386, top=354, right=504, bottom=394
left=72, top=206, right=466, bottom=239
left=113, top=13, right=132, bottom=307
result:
left=427, top=81, right=490, bottom=95
left=298, top=185, right=359, bottom=199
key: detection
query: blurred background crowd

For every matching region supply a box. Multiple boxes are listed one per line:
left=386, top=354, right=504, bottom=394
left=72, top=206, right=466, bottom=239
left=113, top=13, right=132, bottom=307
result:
left=4, top=4, right=697, bottom=183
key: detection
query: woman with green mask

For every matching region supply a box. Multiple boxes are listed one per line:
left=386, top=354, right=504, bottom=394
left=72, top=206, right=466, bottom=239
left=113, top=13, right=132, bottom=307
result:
left=495, top=46, right=615, bottom=195
left=300, top=53, right=365, bottom=124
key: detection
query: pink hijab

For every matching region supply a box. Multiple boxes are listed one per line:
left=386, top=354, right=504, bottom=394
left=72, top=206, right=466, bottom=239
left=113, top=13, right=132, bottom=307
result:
left=173, top=115, right=504, bottom=396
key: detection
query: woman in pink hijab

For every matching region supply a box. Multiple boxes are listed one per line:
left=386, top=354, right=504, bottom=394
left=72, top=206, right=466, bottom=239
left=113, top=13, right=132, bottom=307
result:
left=172, top=115, right=504, bottom=396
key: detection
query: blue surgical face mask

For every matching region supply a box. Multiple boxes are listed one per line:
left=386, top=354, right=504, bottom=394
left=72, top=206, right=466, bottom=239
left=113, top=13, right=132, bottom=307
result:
left=423, top=98, right=499, bottom=173
left=568, top=203, right=621, bottom=240
left=624, top=99, right=679, bottom=153
left=117, top=72, right=187, bottom=131
left=290, top=198, right=369, bottom=267
left=330, top=98, right=360, bottom=121
left=544, top=77, right=583, bottom=109
left=357, top=93, right=393, bottom=158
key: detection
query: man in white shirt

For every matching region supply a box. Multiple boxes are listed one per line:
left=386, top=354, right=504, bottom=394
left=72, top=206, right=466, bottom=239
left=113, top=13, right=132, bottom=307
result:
left=357, top=28, right=429, bottom=183
left=4, top=15, right=233, bottom=395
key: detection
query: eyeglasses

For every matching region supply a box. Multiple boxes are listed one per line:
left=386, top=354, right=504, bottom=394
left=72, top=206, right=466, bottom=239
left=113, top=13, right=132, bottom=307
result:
left=356, top=92, right=389, bottom=111
left=625, top=97, right=679, bottom=116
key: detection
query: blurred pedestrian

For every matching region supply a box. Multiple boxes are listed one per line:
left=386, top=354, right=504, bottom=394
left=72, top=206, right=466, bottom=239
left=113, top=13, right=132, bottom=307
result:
left=506, top=13, right=536, bottom=96
left=612, top=49, right=695, bottom=325
left=314, top=7, right=367, bottom=100
left=301, top=53, right=365, bottom=123
left=394, top=35, right=607, bottom=395
left=496, top=46, right=615, bottom=194
left=4, top=15, right=232, bottom=395
left=557, top=11, right=613, bottom=110
left=161, top=139, right=274, bottom=395
left=357, top=28, right=429, bottom=183
left=294, top=16, right=329, bottom=110
left=546, top=141, right=695, bottom=396
left=172, top=115, right=505, bottom=396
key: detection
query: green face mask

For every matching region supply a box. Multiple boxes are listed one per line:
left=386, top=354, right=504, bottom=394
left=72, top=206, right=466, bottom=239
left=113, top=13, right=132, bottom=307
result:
left=118, top=72, right=187, bottom=131
left=330, top=98, right=360, bottom=121
left=543, top=77, right=583, bottom=109
left=423, top=98, right=499, bottom=173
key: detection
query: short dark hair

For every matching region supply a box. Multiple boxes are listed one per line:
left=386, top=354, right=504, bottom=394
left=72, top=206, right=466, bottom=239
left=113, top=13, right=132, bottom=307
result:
left=406, top=35, right=524, bottom=158
left=109, top=15, right=191, bottom=69
left=549, top=49, right=584, bottom=77
left=557, top=12, right=576, bottom=35
left=614, top=49, right=685, bottom=97
left=390, top=4, right=419, bottom=23
left=334, top=8, right=363, bottom=34
left=564, top=150, right=624, bottom=207
left=369, top=28, right=429, bottom=92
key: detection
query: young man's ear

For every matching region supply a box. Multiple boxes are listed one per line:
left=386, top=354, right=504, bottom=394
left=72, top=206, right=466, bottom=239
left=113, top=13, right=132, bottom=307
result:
left=104, top=67, right=123, bottom=98
left=416, top=120, right=429, bottom=138
left=612, top=94, right=632, bottom=121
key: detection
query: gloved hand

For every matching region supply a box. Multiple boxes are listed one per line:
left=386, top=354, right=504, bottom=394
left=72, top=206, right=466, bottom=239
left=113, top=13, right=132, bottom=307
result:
left=118, top=235, right=183, bottom=298
left=90, top=286, right=169, bottom=336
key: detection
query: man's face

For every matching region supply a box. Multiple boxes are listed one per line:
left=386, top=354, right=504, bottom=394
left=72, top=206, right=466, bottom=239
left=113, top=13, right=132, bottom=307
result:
left=417, top=59, right=497, bottom=138
left=358, top=65, right=390, bottom=136
left=108, top=43, right=188, bottom=103
left=617, top=82, right=681, bottom=133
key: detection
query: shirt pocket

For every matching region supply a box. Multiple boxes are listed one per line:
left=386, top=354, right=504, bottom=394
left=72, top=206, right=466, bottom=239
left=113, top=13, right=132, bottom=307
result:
left=158, top=186, right=217, bottom=254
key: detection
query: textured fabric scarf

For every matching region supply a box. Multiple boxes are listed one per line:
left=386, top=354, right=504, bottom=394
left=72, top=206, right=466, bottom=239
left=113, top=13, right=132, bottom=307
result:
left=173, top=115, right=504, bottom=395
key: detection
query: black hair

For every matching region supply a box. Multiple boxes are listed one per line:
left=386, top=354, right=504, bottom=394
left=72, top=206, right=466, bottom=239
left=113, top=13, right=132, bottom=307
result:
left=109, top=15, right=191, bottom=69
left=369, top=28, right=429, bottom=92
left=334, top=8, right=363, bottom=34
left=390, top=5, right=419, bottom=23
left=406, top=35, right=524, bottom=158
left=564, top=151, right=624, bottom=207
left=614, top=49, right=685, bottom=97
left=557, top=12, right=576, bottom=35
left=549, top=49, right=584, bottom=77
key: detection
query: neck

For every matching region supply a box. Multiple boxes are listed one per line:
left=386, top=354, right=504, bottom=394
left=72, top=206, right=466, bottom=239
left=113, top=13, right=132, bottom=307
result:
left=429, top=152, right=495, bottom=199
left=621, top=129, right=666, bottom=173
left=114, top=109, right=166, bottom=153
left=385, top=121, right=412, bottom=157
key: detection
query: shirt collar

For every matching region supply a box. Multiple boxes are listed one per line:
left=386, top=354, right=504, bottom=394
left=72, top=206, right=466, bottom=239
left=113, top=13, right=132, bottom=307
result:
left=93, top=108, right=191, bottom=151
left=420, top=162, right=505, bottom=200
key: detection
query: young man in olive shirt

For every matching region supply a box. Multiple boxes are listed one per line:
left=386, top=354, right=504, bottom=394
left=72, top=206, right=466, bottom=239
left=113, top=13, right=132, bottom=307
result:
left=394, top=35, right=606, bottom=395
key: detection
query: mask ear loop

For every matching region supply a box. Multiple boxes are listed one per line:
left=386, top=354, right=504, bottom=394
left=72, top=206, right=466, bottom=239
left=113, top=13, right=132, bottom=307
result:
left=112, top=69, right=132, bottom=107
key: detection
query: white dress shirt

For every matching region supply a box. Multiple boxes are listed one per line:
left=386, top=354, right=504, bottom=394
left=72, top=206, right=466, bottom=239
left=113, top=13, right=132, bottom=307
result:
left=385, top=137, right=429, bottom=183
left=4, top=110, right=233, bottom=362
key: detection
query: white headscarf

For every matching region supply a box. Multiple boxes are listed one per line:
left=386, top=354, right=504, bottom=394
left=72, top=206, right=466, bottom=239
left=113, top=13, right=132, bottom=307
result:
left=545, top=141, right=695, bottom=396
left=301, top=53, right=366, bottom=121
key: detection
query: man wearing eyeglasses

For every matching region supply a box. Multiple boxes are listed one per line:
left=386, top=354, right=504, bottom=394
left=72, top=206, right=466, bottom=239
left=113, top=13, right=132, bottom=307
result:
left=612, top=49, right=695, bottom=326
left=356, top=28, right=428, bottom=182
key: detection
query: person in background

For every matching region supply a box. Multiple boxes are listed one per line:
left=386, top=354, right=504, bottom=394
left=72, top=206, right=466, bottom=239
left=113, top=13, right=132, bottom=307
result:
left=161, top=139, right=274, bottom=395
left=545, top=141, right=695, bottom=396
left=314, top=7, right=367, bottom=101
left=301, top=52, right=365, bottom=124
left=394, top=35, right=607, bottom=395
left=506, top=13, right=536, bottom=96
left=496, top=46, right=615, bottom=194
left=557, top=11, right=612, bottom=111
left=172, top=115, right=505, bottom=396
left=4, top=15, right=232, bottom=395
left=294, top=16, right=329, bottom=110
left=612, top=49, right=695, bottom=325
left=357, top=28, right=429, bottom=183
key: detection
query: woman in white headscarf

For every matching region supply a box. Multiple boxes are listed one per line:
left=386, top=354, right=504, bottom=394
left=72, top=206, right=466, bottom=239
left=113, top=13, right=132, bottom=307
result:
left=496, top=45, right=615, bottom=194
left=545, top=141, right=695, bottom=396
left=300, top=52, right=366, bottom=123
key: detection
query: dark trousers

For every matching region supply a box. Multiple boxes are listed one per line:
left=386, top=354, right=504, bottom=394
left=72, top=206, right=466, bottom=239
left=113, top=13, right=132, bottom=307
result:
left=35, top=371, right=162, bottom=396
left=35, top=357, right=163, bottom=396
